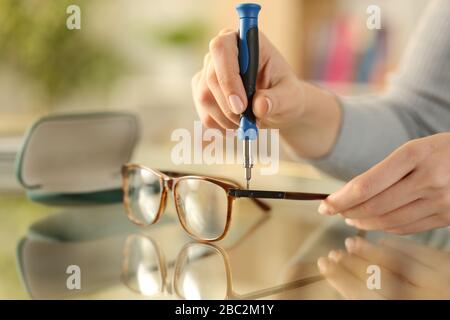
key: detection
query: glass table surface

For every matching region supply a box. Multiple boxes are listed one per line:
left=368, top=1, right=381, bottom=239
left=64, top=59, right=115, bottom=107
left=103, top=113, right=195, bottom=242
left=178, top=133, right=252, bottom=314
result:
left=1, top=162, right=449, bottom=300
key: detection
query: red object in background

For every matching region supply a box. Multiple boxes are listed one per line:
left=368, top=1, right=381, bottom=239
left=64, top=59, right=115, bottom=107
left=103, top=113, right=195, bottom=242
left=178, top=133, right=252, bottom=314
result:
left=323, top=15, right=355, bottom=83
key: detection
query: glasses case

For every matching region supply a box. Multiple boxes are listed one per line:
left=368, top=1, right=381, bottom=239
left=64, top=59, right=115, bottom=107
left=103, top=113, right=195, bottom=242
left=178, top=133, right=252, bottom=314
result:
left=15, top=112, right=140, bottom=205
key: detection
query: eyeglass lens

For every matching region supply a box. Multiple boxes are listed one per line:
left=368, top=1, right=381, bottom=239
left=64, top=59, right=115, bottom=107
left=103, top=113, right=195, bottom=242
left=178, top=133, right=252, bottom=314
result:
left=175, top=179, right=229, bottom=240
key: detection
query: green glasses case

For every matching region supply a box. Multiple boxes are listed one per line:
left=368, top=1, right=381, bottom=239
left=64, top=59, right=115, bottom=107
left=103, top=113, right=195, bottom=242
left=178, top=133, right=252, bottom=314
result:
left=15, top=112, right=140, bottom=206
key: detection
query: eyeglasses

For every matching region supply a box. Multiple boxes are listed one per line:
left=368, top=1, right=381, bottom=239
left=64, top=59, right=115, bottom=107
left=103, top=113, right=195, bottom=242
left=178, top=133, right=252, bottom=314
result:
left=121, top=163, right=329, bottom=242
left=121, top=234, right=324, bottom=300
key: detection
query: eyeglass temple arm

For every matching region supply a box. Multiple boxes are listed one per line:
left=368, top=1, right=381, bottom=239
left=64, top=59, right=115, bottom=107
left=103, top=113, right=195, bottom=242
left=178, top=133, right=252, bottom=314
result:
left=231, top=184, right=271, bottom=212
left=228, top=188, right=329, bottom=201
left=160, top=170, right=271, bottom=212
left=235, top=275, right=324, bottom=300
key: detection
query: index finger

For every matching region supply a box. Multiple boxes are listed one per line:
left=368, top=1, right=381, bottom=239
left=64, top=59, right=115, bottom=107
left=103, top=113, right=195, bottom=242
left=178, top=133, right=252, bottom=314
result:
left=209, top=30, right=247, bottom=114
left=322, top=141, right=419, bottom=214
left=380, top=237, right=450, bottom=270
left=345, top=236, right=435, bottom=289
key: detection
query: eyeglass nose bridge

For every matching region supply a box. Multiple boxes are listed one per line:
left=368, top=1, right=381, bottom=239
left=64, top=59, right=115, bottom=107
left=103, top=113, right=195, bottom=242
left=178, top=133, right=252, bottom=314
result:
left=162, top=177, right=174, bottom=190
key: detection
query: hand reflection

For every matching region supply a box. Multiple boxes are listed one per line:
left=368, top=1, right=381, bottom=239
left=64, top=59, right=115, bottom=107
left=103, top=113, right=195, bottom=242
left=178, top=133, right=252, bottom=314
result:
left=317, top=236, right=450, bottom=299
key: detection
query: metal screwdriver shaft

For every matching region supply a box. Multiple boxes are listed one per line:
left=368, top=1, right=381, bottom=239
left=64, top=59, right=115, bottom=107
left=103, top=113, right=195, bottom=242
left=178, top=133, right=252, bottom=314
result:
left=244, top=139, right=252, bottom=189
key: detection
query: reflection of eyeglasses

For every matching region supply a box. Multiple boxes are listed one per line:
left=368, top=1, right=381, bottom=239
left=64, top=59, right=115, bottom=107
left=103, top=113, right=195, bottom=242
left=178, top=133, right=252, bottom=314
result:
left=121, top=235, right=323, bottom=300
left=121, top=163, right=329, bottom=242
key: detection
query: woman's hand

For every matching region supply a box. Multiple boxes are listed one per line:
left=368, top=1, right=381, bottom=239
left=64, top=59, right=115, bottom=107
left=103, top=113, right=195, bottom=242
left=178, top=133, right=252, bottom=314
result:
left=317, top=236, right=450, bottom=299
left=191, top=30, right=342, bottom=158
left=191, top=29, right=304, bottom=130
left=319, top=133, right=450, bottom=234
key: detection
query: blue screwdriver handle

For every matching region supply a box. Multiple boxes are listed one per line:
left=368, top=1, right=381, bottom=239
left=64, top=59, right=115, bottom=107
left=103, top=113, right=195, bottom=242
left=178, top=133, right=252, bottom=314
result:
left=236, top=3, right=260, bottom=141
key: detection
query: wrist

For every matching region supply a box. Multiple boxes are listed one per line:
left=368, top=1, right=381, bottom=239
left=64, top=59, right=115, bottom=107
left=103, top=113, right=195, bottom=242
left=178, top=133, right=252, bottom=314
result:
left=279, top=81, right=342, bottom=159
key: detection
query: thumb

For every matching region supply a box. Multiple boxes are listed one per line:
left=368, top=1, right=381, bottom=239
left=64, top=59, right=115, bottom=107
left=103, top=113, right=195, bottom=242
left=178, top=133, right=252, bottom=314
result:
left=252, top=87, right=279, bottom=119
left=252, top=78, right=304, bottom=122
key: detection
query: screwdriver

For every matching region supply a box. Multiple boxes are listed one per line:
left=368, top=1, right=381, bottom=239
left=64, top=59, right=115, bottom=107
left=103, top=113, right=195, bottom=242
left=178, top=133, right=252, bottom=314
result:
left=236, top=3, right=261, bottom=189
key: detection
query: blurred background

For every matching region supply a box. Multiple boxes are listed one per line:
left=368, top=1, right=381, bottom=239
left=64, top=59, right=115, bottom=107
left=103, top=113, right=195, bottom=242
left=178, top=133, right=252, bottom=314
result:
left=0, top=0, right=428, bottom=188
left=0, top=0, right=428, bottom=298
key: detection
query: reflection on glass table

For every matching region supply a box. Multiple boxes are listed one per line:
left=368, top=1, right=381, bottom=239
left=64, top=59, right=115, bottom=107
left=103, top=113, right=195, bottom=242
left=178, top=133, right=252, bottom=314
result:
left=317, top=236, right=450, bottom=300
left=16, top=204, right=140, bottom=299
left=121, top=235, right=323, bottom=300
left=18, top=201, right=296, bottom=299
left=120, top=211, right=271, bottom=299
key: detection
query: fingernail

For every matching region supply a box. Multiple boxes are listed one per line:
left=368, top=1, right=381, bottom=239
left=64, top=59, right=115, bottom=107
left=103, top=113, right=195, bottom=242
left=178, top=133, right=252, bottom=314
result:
left=317, top=257, right=329, bottom=273
left=345, top=237, right=356, bottom=252
left=228, top=95, right=245, bottom=114
left=328, top=250, right=340, bottom=262
left=345, top=218, right=355, bottom=226
left=318, top=202, right=332, bottom=215
left=265, top=97, right=273, bottom=116
left=327, top=191, right=340, bottom=203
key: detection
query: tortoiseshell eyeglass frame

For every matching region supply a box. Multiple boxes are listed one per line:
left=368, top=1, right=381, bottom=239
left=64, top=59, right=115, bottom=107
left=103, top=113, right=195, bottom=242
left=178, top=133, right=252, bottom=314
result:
left=121, top=163, right=329, bottom=242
